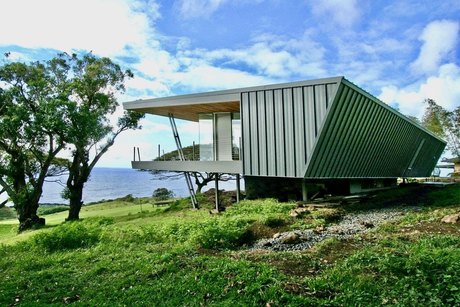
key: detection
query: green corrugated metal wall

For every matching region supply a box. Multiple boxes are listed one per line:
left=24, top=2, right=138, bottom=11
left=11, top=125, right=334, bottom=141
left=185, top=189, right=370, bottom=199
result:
left=240, top=77, right=446, bottom=179
left=304, top=80, right=446, bottom=178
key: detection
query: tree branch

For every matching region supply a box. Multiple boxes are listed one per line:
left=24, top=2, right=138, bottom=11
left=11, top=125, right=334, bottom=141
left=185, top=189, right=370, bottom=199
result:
left=0, top=176, right=13, bottom=197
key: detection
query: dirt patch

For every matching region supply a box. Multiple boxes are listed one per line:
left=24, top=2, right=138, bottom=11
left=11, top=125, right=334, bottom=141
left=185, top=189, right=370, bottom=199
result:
left=231, top=249, right=321, bottom=277
left=236, top=221, right=291, bottom=246
left=311, top=238, right=362, bottom=265
left=400, top=222, right=460, bottom=236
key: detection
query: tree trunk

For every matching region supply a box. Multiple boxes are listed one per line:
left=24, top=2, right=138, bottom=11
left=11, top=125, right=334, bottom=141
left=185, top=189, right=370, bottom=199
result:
left=17, top=193, right=44, bottom=232
left=11, top=163, right=45, bottom=231
left=194, top=173, right=215, bottom=194
left=66, top=182, right=84, bottom=221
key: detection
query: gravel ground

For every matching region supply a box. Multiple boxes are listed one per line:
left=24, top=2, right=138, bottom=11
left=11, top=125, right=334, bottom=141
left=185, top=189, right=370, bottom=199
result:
left=252, top=206, right=421, bottom=252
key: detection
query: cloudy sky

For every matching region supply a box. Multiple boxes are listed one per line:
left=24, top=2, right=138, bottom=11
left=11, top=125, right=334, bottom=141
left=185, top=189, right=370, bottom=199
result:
left=0, top=0, right=459, bottom=167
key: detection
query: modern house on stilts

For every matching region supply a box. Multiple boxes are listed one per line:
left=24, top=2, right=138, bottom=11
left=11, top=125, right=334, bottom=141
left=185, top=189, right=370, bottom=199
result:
left=123, top=77, right=446, bottom=207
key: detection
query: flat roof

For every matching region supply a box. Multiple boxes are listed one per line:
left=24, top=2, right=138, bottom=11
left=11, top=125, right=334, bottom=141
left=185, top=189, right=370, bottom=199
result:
left=123, top=76, right=343, bottom=121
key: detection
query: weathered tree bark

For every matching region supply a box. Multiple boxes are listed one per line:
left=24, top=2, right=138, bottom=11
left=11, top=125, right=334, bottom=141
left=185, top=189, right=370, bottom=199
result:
left=7, top=157, right=45, bottom=231
left=67, top=183, right=84, bottom=221
left=193, top=172, right=216, bottom=194
left=65, top=149, right=88, bottom=221
left=66, top=138, right=116, bottom=221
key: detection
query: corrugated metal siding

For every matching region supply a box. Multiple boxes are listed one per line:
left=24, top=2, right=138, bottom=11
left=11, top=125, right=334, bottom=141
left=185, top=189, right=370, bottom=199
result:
left=241, top=82, right=339, bottom=177
left=305, top=81, right=446, bottom=178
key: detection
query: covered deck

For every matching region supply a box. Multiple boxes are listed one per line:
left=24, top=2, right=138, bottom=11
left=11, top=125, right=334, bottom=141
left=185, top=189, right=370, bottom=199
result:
left=124, top=87, right=243, bottom=170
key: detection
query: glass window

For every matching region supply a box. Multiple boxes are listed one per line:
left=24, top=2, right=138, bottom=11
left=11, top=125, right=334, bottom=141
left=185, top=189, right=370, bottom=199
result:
left=232, top=113, right=241, bottom=160
left=199, top=114, right=214, bottom=161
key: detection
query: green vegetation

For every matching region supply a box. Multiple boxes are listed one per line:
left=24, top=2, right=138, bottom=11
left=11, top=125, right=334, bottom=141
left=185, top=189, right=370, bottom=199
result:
left=0, top=53, right=143, bottom=230
left=421, top=98, right=459, bottom=157
left=152, top=188, right=175, bottom=201
left=37, top=205, right=69, bottom=216
left=0, top=184, right=459, bottom=305
left=0, top=207, right=16, bottom=220
left=155, top=144, right=200, bottom=161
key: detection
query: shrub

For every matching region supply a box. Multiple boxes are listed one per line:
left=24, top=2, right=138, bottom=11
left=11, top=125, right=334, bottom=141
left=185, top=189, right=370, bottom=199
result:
left=117, top=194, right=136, bottom=202
left=225, top=199, right=295, bottom=217
left=38, top=205, right=68, bottom=215
left=33, top=220, right=104, bottom=252
left=190, top=218, right=252, bottom=249
left=152, top=188, right=175, bottom=201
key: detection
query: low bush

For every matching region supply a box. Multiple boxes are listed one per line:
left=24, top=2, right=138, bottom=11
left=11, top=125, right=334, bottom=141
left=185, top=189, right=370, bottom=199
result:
left=38, top=205, right=68, bottom=215
left=32, top=219, right=109, bottom=252
left=225, top=199, right=295, bottom=217
left=152, top=188, right=175, bottom=201
left=190, top=218, right=252, bottom=249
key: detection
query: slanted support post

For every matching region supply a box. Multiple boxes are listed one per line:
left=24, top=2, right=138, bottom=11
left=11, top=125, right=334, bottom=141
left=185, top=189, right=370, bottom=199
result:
left=302, top=179, right=308, bottom=202
left=236, top=174, right=241, bottom=203
left=215, top=173, right=219, bottom=211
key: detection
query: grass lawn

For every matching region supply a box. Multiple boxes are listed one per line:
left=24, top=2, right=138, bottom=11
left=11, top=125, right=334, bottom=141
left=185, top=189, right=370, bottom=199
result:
left=0, top=184, right=459, bottom=305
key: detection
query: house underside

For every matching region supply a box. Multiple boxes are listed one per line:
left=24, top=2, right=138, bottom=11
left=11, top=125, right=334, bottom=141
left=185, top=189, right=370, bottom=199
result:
left=123, top=77, right=446, bottom=200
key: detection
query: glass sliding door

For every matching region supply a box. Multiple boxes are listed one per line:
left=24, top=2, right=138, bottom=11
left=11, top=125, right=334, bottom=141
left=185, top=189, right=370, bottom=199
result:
left=198, top=112, right=241, bottom=161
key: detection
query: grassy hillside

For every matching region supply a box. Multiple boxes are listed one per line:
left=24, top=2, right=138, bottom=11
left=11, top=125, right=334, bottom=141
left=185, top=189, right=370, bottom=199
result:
left=0, top=184, right=459, bottom=305
left=155, top=144, right=200, bottom=161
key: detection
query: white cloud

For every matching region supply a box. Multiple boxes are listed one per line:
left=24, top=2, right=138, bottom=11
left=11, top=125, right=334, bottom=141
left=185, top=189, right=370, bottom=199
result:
left=379, top=63, right=460, bottom=118
left=124, top=76, right=172, bottom=98
left=173, top=64, right=272, bottom=91
left=175, top=0, right=228, bottom=18
left=0, top=0, right=154, bottom=56
left=181, top=33, right=326, bottom=79
left=411, top=20, right=459, bottom=74
left=311, top=0, right=360, bottom=28
left=175, top=0, right=266, bottom=19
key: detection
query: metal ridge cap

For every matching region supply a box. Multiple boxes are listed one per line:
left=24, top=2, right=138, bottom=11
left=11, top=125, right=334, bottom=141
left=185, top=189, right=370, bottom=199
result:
left=123, top=76, right=345, bottom=109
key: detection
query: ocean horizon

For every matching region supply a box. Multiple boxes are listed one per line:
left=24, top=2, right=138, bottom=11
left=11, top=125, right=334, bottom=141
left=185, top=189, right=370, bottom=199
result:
left=40, top=167, right=243, bottom=205
left=0, top=167, right=243, bottom=207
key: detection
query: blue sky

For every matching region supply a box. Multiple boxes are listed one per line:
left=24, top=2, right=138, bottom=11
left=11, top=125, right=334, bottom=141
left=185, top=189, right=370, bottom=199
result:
left=0, top=0, right=459, bottom=167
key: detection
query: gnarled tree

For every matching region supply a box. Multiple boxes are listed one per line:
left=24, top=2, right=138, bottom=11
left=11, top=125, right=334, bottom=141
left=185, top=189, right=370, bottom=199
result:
left=57, top=53, right=143, bottom=221
left=0, top=60, right=67, bottom=230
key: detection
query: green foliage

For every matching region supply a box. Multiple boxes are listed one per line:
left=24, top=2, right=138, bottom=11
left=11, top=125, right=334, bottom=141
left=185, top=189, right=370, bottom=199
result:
left=428, top=184, right=460, bottom=207
left=152, top=188, right=175, bottom=201
left=0, top=187, right=459, bottom=305
left=306, top=235, right=460, bottom=305
left=155, top=144, right=200, bottom=161
left=37, top=205, right=68, bottom=215
left=32, top=219, right=112, bottom=252
left=421, top=98, right=460, bottom=157
left=0, top=206, right=16, bottom=220
left=224, top=198, right=295, bottom=216
left=0, top=58, right=68, bottom=228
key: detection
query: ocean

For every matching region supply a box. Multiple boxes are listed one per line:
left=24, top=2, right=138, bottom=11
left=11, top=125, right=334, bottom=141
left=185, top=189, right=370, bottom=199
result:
left=0, top=168, right=242, bottom=206
left=39, top=167, right=241, bottom=204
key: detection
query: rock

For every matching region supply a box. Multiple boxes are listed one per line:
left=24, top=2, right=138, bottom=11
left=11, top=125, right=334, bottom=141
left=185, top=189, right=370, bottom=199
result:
left=441, top=213, right=460, bottom=224
left=314, top=225, right=325, bottom=233
left=280, top=232, right=301, bottom=244
left=289, top=208, right=310, bottom=218
left=262, top=241, right=273, bottom=247
left=63, top=295, right=80, bottom=304
left=361, top=221, right=374, bottom=228
left=273, top=233, right=281, bottom=239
